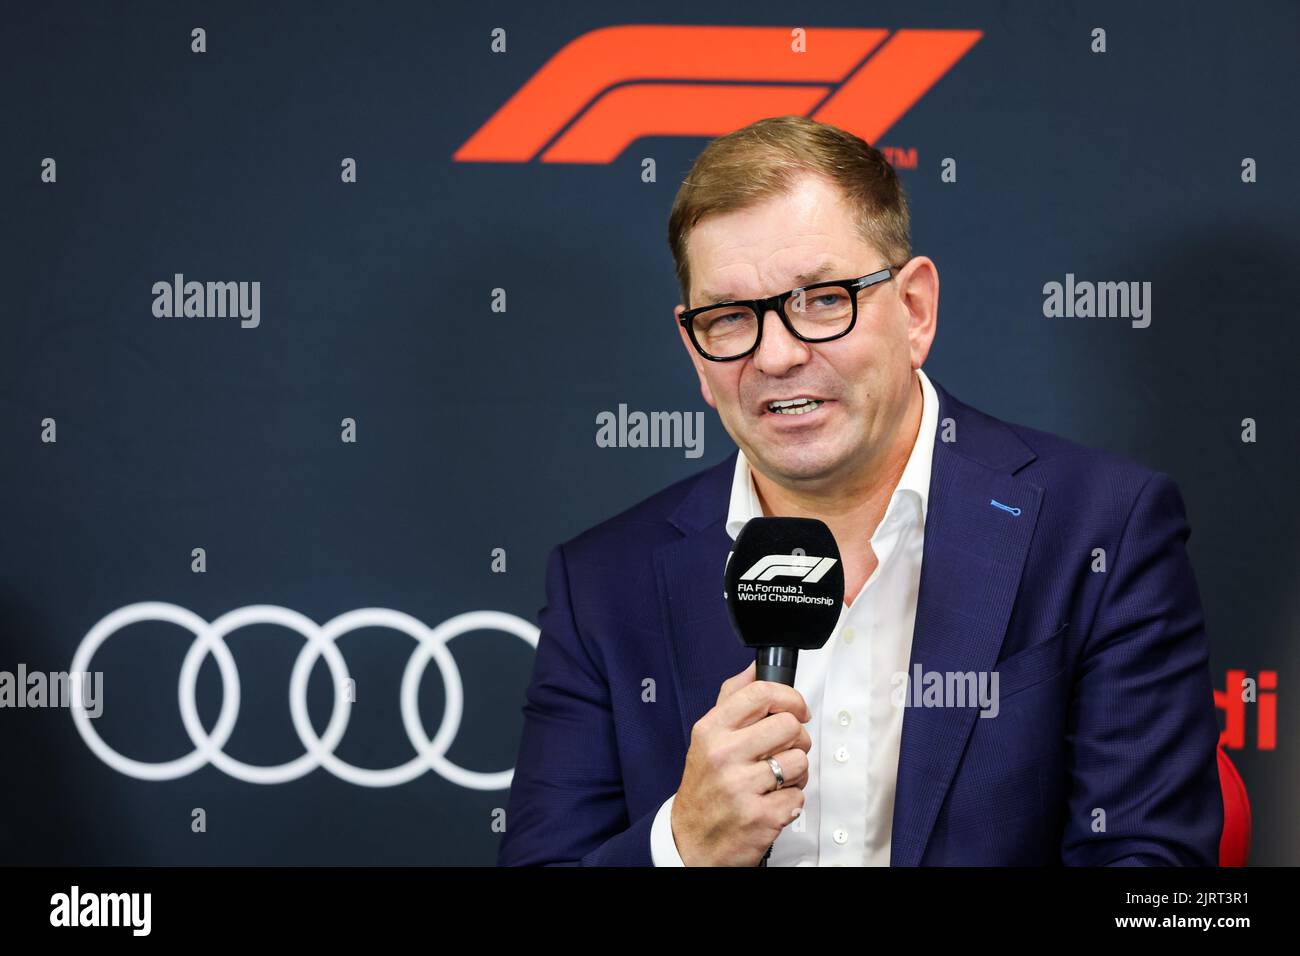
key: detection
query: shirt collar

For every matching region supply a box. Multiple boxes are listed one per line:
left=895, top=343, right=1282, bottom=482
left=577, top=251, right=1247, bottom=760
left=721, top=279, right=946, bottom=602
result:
left=725, top=366, right=939, bottom=541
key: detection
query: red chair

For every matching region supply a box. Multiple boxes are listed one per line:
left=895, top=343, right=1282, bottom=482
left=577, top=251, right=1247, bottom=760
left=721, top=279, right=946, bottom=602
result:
left=1217, top=744, right=1251, bottom=866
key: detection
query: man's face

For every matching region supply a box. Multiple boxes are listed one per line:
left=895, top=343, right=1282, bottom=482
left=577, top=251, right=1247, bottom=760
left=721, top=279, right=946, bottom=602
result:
left=674, top=171, right=937, bottom=491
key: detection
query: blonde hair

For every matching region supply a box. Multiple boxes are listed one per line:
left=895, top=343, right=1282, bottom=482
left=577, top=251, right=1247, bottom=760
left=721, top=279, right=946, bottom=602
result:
left=667, top=115, right=911, bottom=306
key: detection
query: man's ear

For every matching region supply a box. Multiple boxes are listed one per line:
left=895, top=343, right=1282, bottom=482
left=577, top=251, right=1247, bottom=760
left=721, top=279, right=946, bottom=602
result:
left=895, top=256, right=939, bottom=370
left=674, top=304, right=717, bottom=409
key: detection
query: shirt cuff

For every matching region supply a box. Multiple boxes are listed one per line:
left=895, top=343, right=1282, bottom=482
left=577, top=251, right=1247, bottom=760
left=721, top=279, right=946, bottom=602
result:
left=650, top=793, right=686, bottom=866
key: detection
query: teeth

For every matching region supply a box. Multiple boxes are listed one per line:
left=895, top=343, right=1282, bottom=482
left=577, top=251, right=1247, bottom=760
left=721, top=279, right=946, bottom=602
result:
left=768, top=398, right=823, bottom=415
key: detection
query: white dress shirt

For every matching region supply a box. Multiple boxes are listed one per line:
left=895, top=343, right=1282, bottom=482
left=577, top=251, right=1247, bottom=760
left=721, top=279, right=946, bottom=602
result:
left=651, top=366, right=939, bottom=865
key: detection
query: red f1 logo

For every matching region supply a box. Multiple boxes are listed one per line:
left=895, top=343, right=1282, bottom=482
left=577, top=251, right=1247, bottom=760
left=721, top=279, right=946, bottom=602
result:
left=455, top=25, right=982, bottom=163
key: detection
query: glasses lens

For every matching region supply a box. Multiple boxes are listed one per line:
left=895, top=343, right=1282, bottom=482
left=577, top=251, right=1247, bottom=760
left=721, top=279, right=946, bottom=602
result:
left=692, top=305, right=759, bottom=358
left=786, top=287, right=855, bottom=340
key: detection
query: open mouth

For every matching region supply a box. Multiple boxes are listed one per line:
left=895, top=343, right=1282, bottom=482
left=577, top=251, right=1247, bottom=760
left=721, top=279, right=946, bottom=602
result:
left=766, top=398, right=826, bottom=416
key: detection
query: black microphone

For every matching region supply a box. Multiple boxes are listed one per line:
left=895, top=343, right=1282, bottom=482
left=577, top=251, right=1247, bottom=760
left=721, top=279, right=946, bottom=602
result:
left=723, top=517, right=845, bottom=868
left=724, top=516, right=845, bottom=684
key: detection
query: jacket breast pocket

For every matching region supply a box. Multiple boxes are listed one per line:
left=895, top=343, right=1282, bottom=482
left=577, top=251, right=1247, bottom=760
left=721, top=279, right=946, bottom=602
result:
left=993, top=623, right=1069, bottom=700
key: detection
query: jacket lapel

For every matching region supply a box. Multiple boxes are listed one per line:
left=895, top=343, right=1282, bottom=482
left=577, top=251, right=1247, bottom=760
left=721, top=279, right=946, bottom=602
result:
left=655, top=452, right=750, bottom=747
left=889, top=381, right=1041, bottom=865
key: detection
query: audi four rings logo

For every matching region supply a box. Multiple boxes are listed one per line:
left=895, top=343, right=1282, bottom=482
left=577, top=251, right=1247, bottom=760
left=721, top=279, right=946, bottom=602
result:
left=69, top=602, right=538, bottom=790
left=741, top=554, right=839, bottom=583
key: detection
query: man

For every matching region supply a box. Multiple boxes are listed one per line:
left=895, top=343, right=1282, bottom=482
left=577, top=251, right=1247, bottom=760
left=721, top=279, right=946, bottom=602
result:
left=497, top=115, right=1223, bottom=866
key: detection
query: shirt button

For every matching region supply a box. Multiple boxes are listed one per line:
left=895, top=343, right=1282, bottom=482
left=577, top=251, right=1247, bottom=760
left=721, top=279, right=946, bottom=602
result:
left=833, top=828, right=848, bottom=845
left=837, top=710, right=851, bottom=727
left=842, top=627, right=856, bottom=645
left=834, top=746, right=850, bottom=763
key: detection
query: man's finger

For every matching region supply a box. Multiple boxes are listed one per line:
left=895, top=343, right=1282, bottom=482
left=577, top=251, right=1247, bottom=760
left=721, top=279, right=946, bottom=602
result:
left=715, top=680, right=810, bottom=730
left=715, top=660, right=757, bottom=707
left=734, top=712, right=810, bottom=762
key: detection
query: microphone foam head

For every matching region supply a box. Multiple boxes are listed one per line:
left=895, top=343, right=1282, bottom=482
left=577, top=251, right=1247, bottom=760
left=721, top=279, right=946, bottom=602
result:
left=724, top=516, right=845, bottom=650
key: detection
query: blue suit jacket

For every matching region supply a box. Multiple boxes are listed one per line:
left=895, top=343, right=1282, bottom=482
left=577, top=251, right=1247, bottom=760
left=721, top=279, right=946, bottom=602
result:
left=498, top=376, right=1223, bottom=866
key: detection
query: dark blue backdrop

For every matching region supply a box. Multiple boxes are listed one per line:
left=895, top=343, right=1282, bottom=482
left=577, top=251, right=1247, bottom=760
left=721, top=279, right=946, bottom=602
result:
left=1, top=0, right=1296, bottom=865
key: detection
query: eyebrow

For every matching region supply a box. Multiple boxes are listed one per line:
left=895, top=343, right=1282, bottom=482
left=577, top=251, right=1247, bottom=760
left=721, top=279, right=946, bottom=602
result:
left=697, top=261, right=840, bottom=306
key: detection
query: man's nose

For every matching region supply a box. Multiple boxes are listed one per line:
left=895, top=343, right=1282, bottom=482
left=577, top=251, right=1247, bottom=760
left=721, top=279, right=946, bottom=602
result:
left=752, top=307, right=812, bottom=376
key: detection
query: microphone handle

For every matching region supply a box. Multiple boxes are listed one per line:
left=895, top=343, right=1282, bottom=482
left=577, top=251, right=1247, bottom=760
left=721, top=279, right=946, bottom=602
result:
left=755, top=645, right=798, bottom=686
left=755, top=645, right=799, bottom=867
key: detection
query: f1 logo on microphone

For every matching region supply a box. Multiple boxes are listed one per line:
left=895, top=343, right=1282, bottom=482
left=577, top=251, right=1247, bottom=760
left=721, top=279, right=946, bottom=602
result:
left=741, top=554, right=839, bottom=583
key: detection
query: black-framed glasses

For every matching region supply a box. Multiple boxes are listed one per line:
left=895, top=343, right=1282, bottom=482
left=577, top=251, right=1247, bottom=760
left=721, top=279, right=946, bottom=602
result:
left=679, top=264, right=907, bottom=361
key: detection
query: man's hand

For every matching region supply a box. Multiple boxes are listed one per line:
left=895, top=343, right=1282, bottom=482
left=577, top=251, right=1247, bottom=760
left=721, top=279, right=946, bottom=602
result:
left=669, top=661, right=812, bottom=866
